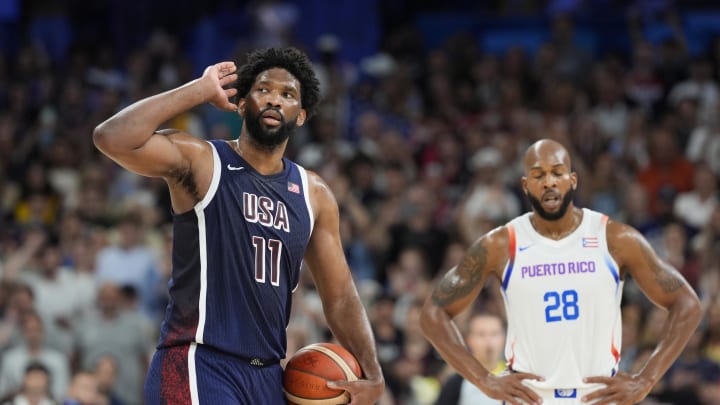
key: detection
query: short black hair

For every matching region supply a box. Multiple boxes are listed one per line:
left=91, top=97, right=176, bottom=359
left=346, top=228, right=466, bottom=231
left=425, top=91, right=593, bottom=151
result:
left=236, top=47, right=321, bottom=119
left=25, top=361, right=50, bottom=376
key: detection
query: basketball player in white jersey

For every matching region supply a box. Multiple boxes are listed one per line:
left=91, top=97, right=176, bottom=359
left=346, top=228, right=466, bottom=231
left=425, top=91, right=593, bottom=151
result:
left=420, top=139, right=702, bottom=405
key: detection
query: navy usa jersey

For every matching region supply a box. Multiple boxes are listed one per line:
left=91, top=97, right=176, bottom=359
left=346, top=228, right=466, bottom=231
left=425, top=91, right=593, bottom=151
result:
left=157, top=139, right=313, bottom=361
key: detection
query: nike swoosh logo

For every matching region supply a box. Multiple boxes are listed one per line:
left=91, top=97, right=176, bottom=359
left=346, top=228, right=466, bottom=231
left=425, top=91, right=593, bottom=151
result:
left=227, top=164, right=245, bottom=171
left=518, top=245, right=533, bottom=252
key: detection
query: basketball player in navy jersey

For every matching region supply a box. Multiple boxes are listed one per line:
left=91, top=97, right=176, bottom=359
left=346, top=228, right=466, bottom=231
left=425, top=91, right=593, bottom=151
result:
left=93, top=48, right=384, bottom=404
left=420, top=139, right=702, bottom=405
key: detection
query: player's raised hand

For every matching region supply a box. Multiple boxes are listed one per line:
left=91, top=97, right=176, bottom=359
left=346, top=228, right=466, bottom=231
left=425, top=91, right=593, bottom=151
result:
left=582, top=372, right=652, bottom=405
left=483, top=371, right=544, bottom=405
left=201, top=61, right=238, bottom=112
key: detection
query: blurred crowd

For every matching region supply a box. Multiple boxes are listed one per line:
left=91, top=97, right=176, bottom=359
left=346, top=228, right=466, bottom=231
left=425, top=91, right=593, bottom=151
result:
left=1, top=1, right=720, bottom=404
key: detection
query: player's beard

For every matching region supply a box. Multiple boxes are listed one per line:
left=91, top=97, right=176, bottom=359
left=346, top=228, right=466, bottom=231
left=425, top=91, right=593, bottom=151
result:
left=525, top=188, right=575, bottom=221
left=244, top=106, right=297, bottom=151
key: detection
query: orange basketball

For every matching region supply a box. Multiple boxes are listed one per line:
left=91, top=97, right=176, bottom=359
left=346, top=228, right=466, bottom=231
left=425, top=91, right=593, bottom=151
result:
left=283, top=342, right=362, bottom=405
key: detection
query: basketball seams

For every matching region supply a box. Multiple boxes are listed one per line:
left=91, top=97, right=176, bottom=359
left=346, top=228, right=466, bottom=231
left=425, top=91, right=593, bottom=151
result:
left=284, top=365, right=342, bottom=381
left=283, top=390, right=350, bottom=405
left=303, top=344, right=359, bottom=382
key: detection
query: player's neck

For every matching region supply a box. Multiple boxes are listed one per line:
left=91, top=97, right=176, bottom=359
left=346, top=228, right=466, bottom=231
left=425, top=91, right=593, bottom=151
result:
left=230, top=137, right=287, bottom=175
left=529, top=206, right=583, bottom=240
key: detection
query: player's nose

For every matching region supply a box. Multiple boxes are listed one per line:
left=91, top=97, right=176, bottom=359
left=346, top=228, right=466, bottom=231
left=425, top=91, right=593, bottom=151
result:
left=263, top=90, right=282, bottom=108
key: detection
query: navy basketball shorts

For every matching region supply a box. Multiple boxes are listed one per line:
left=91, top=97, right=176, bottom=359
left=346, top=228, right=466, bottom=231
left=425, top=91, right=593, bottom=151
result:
left=144, top=343, right=285, bottom=404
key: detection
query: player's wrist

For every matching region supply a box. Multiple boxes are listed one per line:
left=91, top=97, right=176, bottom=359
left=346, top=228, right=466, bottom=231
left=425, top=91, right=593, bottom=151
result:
left=476, top=369, right=495, bottom=388
left=364, top=373, right=384, bottom=384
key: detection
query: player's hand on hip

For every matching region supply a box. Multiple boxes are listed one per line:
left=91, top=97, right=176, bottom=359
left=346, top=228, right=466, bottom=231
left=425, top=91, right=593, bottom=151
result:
left=327, top=377, right=384, bottom=405
left=582, top=372, right=652, bottom=405
left=201, top=62, right=238, bottom=112
left=484, top=372, right=544, bottom=405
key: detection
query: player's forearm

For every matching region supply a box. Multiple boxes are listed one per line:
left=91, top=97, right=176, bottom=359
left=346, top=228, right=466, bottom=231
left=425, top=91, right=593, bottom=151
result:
left=636, top=290, right=702, bottom=386
left=93, top=78, right=211, bottom=153
left=324, top=293, right=384, bottom=381
left=419, top=302, right=492, bottom=388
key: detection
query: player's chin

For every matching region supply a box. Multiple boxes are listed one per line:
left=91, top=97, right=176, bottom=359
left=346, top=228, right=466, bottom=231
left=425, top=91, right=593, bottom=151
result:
left=260, top=121, right=283, bottom=132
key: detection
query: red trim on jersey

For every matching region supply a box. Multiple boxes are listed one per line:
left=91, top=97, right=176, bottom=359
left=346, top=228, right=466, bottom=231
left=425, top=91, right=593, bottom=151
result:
left=508, top=338, right=516, bottom=369
left=508, top=224, right=517, bottom=254
left=610, top=337, right=620, bottom=364
left=502, top=225, right=516, bottom=291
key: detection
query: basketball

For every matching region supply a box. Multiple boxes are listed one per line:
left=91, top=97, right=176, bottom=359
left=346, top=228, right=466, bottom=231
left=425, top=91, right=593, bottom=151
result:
left=283, top=342, right=362, bottom=404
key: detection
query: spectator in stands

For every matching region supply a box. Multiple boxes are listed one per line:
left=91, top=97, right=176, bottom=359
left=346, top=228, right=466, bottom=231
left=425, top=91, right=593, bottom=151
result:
left=92, top=356, right=124, bottom=405
left=456, top=146, right=521, bottom=244
left=62, top=371, right=103, bottom=405
left=94, top=211, right=162, bottom=320
left=673, top=162, right=718, bottom=233
left=0, top=311, right=69, bottom=402
left=435, top=311, right=506, bottom=405
left=0, top=284, right=35, bottom=351
left=636, top=127, right=695, bottom=218
left=72, top=283, right=153, bottom=405
left=0, top=362, right=56, bottom=405
left=19, top=241, right=83, bottom=354
left=669, top=56, right=720, bottom=127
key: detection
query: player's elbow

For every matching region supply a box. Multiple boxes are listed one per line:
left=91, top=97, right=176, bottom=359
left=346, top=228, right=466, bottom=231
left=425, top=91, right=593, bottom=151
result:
left=418, top=298, right=443, bottom=340
left=675, top=287, right=703, bottom=330
left=93, top=119, right=130, bottom=157
left=92, top=121, right=113, bottom=153
left=685, top=291, right=703, bottom=328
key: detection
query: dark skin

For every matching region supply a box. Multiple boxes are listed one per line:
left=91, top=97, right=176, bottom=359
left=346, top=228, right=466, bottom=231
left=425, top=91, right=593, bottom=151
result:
left=420, top=139, right=702, bottom=405
left=94, top=62, right=384, bottom=404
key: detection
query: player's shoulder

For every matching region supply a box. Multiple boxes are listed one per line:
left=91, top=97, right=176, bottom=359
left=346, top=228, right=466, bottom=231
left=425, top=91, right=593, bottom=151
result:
left=300, top=170, right=336, bottom=220
left=474, top=224, right=513, bottom=276
left=473, top=224, right=511, bottom=258
left=485, top=223, right=511, bottom=244
left=605, top=218, right=646, bottom=258
left=605, top=218, right=642, bottom=240
left=302, top=170, right=331, bottom=195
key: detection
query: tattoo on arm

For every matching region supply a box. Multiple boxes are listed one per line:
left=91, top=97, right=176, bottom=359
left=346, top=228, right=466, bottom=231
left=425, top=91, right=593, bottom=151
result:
left=432, top=242, right=487, bottom=307
left=640, top=243, right=684, bottom=293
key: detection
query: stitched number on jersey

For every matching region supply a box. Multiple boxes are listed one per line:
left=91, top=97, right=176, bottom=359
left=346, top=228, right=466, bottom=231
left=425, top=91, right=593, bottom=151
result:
left=544, top=290, right=579, bottom=322
left=252, top=236, right=282, bottom=286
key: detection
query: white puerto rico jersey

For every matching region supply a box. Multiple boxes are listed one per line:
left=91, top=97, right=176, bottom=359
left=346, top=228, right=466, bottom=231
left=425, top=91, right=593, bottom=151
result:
left=501, top=208, right=623, bottom=394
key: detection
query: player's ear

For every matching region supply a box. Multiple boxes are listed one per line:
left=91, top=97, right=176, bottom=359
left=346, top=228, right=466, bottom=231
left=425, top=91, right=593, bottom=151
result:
left=520, top=176, right=528, bottom=193
left=296, top=109, right=307, bottom=127
left=238, top=99, right=246, bottom=117
left=571, top=171, right=578, bottom=190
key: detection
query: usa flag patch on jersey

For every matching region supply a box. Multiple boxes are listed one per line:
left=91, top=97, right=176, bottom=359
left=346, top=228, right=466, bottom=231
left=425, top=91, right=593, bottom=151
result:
left=582, top=237, right=599, bottom=248
left=288, top=182, right=300, bottom=194
left=554, top=388, right=577, bottom=398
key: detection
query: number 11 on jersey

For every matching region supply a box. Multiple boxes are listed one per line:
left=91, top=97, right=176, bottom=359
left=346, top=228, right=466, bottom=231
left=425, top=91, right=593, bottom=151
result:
left=253, top=236, right=283, bottom=286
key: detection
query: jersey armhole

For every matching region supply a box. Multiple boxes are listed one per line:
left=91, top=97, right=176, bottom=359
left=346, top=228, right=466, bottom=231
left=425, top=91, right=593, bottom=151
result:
left=297, top=166, right=314, bottom=234
left=600, top=214, right=621, bottom=285
left=195, top=141, right=222, bottom=210
left=501, top=224, right=516, bottom=291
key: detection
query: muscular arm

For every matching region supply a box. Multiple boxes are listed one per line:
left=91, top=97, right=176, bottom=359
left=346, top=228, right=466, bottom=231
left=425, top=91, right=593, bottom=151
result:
left=420, top=227, right=539, bottom=402
left=92, top=62, right=238, bottom=212
left=605, top=220, right=702, bottom=392
left=302, top=173, right=384, bottom=399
